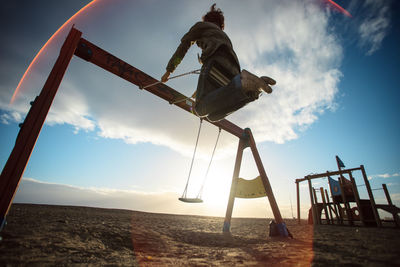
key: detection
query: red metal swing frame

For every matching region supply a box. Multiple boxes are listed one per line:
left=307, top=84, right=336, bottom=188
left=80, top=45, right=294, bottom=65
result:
left=0, top=27, right=285, bottom=234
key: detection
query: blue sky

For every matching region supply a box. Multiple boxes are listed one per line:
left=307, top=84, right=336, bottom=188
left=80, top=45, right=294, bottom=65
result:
left=0, top=0, right=399, bottom=219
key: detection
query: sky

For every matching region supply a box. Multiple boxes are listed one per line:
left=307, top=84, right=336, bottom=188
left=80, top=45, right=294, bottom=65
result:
left=0, top=0, right=399, bottom=220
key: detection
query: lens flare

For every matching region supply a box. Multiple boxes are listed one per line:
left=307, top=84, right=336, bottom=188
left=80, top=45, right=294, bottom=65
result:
left=325, top=0, right=352, bottom=18
left=10, top=0, right=98, bottom=104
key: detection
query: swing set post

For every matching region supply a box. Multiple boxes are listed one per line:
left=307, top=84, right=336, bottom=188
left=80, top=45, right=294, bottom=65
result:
left=247, top=128, right=284, bottom=226
left=223, top=136, right=246, bottom=233
left=0, top=28, right=81, bottom=227
left=223, top=128, right=288, bottom=237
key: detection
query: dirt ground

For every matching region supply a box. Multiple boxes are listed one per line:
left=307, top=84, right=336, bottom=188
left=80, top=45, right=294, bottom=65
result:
left=0, top=204, right=399, bottom=266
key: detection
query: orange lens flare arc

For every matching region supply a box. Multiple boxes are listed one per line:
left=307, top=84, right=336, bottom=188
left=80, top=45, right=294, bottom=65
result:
left=10, top=0, right=98, bottom=104
left=326, top=0, right=352, bottom=18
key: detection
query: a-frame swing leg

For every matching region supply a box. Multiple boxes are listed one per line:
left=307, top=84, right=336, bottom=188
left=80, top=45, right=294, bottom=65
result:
left=247, top=128, right=288, bottom=236
left=223, top=136, right=246, bottom=233
left=0, top=27, right=82, bottom=230
left=223, top=128, right=288, bottom=237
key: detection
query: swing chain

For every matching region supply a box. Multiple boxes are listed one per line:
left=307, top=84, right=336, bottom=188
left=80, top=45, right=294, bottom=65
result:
left=140, top=69, right=201, bottom=89
left=197, top=127, right=221, bottom=199
left=181, top=119, right=203, bottom=198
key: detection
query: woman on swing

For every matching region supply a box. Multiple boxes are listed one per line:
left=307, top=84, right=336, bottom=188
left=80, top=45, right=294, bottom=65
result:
left=161, top=4, right=276, bottom=122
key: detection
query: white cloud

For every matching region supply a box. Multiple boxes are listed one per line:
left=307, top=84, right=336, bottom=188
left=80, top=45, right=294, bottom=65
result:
left=14, top=177, right=273, bottom=218
left=47, top=80, right=96, bottom=133
left=391, top=193, right=400, bottom=202
left=0, top=75, right=95, bottom=134
left=15, top=177, right=182, bottom=214
left=1, top=0, right=343, bottom=156
left=358, top=0, right=391, bottom=55
left=225, top=0, right=342, bottom=143
left=368, top=172, right=400, bottom=180
left=0, top=111, right=22, bottom=124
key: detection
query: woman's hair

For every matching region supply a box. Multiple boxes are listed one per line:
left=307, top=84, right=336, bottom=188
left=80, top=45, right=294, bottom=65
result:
left=202, top=4, right=224, bottom=29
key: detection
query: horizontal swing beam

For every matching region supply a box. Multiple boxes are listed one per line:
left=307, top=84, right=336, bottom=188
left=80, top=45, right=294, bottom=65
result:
left=74, top=34, right=245, bottom=139
left=295, top=167, right=362, bottom=183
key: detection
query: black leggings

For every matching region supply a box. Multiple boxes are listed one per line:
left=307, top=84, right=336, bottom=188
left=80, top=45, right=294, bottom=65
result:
left=194, top=48, right=257, bottom=122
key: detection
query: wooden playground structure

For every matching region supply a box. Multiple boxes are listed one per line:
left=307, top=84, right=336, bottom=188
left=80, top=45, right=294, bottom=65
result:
left=0, top=27, right=290, bottom=236
left=295, top=156, right=400, bottom=227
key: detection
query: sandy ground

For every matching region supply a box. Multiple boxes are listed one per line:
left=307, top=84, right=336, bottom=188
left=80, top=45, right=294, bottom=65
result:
left=0, top=204, right=399, bottom=266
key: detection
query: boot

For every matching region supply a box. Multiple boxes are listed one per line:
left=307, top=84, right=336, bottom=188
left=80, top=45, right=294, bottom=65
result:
left=240, top=70, right=273, bottom=97
left=261, top=76, right=276, bottom=86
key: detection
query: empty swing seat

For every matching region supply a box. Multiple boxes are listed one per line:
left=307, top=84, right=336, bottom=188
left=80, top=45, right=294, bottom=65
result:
left=179, top=197, right=203, bottom=203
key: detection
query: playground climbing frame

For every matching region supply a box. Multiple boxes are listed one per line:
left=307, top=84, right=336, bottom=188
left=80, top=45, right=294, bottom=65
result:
left=295, top=157, right=400, bottom=227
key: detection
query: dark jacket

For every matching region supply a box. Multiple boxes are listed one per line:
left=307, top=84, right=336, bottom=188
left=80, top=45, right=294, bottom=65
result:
left=166, top=21, right=240, bottom=73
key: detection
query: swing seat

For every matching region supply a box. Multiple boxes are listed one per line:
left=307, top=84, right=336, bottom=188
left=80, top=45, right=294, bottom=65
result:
left=179, top=197, right=203, bottom=203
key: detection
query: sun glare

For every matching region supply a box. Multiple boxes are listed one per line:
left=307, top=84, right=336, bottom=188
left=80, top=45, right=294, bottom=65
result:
left=201, top=168, right=232, bottom=211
